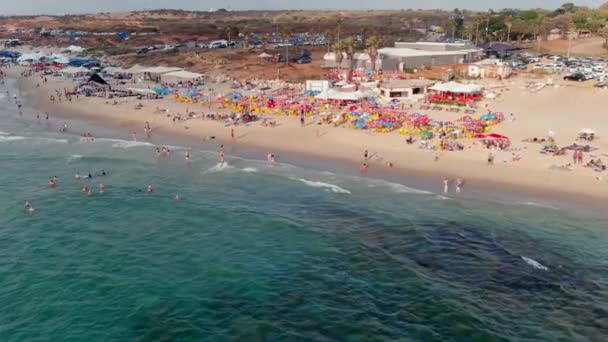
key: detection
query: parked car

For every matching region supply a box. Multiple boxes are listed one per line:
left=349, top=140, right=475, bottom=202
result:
left=563, top=73, right=586, bottom=82
left=295, top=56, right=312, bottom=64
left=208, top=40, right=228, bottom=49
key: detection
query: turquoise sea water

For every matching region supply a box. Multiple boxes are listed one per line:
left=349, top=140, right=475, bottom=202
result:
left=0, top=88, right=607, bottom=341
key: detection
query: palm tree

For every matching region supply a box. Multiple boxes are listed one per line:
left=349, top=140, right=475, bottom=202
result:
left=448, top=17, right=457, bottom=42
left=365, top=36, right=380, bottom=72
left=473, top=13, right=483, bottom=45
left=280, top=25, right=294, bottom=65
left=504, top=15, right=514, bottom=43
left=331, top=40, right=344, bottom=70
left=336, top=16, right=344, bottom=42
left=342, top=37, right=356, bottom=78
left=224, top=26, right=239, bottom=47
left=325, top=29, right=335, bottom=53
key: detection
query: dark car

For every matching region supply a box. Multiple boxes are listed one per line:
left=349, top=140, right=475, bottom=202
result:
left=295, top=56, right=312, bottom=64
left=563, top=73, right=586, bottom=82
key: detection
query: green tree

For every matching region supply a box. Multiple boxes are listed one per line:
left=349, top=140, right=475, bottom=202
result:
left=342, top=36, right=357, bottom=76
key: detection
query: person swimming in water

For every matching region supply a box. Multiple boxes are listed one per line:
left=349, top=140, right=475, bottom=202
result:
left=24, top=201, right=30, bottom=209
left=82, top=185, right=88, bottom=193
left=132, top=131, right=137, bottom=142
left=174, top=194, right=181, bottom=201
left=97, top=170, right=106, bottom=177
left=49, top=178, right=57, bottom=188
left=185, top=148, right=190, bottom=161
left=99, top=183, right=105, bottom=194
left=74, top=172, right=81, bottom=180
left=155, top=147, right=161, bottom=158
left=219, top=150, right=225, bottom=163
left=147, top=185, right=154, bottom=195
left=87, top=173, right=92, bottom=179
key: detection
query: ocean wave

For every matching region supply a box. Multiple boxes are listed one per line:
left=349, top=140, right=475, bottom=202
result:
left=241, top=167, right=258, bottom=173
left=522, top=201, right=559, bottom=210
left=296, top=178, right=351, bottom=194
left=521, top=256, right=549, bottom=271
left=32, top=137, right=69, bottom=144
left=67, top=154, right=83, bottom=163
left=435, top=195, right=452, bottom=200
left=0, top=130, right=9, bottom=135
left=0, top=135, right=26, bottom=142
left=205, top=162, right=234, bottom=174
left=368, top=179, right=432, bottom=195
left=112, top=140, right=153, bottom=149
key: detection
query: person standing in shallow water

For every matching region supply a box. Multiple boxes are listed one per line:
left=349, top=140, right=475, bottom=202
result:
left=443, top=177, right=449, bottom=193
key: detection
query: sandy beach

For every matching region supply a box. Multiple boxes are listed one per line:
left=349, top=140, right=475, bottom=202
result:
left=9, top=65, right=608, bottom=204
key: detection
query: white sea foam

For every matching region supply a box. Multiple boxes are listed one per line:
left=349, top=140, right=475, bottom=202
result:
left=296, top=178, right=351, bottom=194
left=521, top=256, right=549, bottom=271
left=67, top=154, right=83, bottom=163
left=383, top=181, right=432, bottom=195
left=0, top=131, right=9, bottom=135
left=435, top=195, right=452, bottom=200
left=522, top=201, right=558, bottom=210
left=205, top=162, right=234, bottom=173
left=241, top=167, right=258, bottom=173
left=0, top=135, right=26, bottom=142
left=111, top=140, right=153, bottom=149
left=33, top=137, right=69, bottom=144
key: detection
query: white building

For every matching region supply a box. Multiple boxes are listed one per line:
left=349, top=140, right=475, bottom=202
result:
left=467, top=59, right=512, bottom=79
left=378, top=79, right=436, bottom=102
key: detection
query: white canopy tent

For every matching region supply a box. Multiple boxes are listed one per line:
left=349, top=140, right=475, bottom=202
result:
left=49, top=54, right=70, bottom=64
left=257, top=52, right=273, bottom=58
left=60, top=66, right=91, bottom=76
left=429, top=81, right=483, bottom=94
left=127, top=88, right=156, bottom=95
left=124, top=64, right=147, bottom=74
left=140, top=66, right=183, bottom=74
left=161, top=70, right=203, bottom=82
left=315, top=88, right=372, bottom=101
left=103, top=66, right=128, bottom=75
left=17, top=52, right=46, bottom=64
left=64, top=45, right=85, bottom=53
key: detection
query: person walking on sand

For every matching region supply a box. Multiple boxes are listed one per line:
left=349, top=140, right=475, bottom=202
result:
left=577, top=150, right=584, bottom=164
left=364, top=149, right=368, bottom=160
left=572, top=150, right=577, bottom=164
left=231, top=128, right=235, bottom=140
left=443, top=177, right=449, bottom=194
left=487, top=152, right=494, bottom=166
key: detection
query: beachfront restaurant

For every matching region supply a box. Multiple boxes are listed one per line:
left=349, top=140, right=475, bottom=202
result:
left=378, top=79, right=435, bottom=102
left=427, top=81, right=483, bottom=105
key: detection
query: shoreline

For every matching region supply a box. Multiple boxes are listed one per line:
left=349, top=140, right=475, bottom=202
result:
left=10, top=67, right=608, bottom=210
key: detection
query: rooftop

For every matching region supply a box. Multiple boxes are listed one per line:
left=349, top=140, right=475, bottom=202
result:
left=380, top=79, right=435, bottom=89
left=379, top=47, right=479, bottom=58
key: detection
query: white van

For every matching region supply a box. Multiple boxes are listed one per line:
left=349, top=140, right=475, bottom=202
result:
left=208, top=40, right=228, bottom=49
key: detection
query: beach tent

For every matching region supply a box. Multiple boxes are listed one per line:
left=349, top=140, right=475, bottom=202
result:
left=102, top=66, right=128, bottom=75
left=48, top=54, right=70, bottom=64
left=60, top=66, right=91, bottom=76
left=578, top=128, right=596, bottom=135
left=430, top=82, right=483, bottom=94
left=64, top=45, right=85, bottom=53
left=127, top=88, right=156, bottom=95
left=315, top=88, right=371, bottom=101
left=140, top=66, right=183, bottom=74
left=68, top=58, right=97, bottom=67
left=161, top=70, right=203, bottom=82
left=88, top=73, right=109, bottom=86
left=17, top=52, right=46, bottom=64
left=124, top=64, right=147, bottom=74
left=0, top=50, right=21, bottom=59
